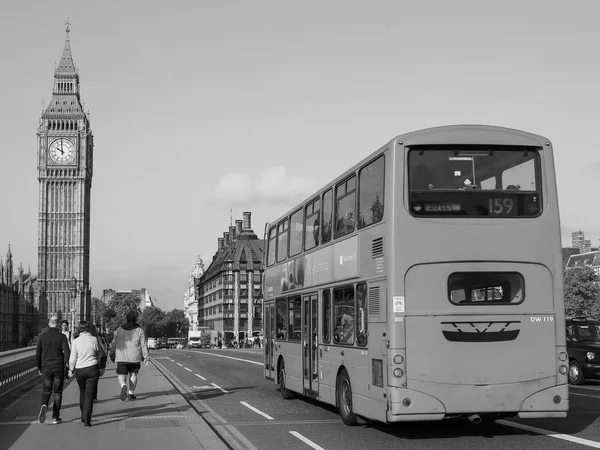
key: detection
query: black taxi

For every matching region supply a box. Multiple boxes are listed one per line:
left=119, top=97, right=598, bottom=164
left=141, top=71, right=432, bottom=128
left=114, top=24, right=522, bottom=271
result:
left=566, top=317, right=600, bottom=385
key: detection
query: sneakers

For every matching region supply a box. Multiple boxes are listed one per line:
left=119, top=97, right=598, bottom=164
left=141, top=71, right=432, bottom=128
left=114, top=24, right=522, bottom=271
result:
left=119, top=385, right=128, bottom=401
left=128, top=393, right=137, bottom=400
left=52, top=417, right=62, bottom=424
left=38, top=404, right=47, bottom=423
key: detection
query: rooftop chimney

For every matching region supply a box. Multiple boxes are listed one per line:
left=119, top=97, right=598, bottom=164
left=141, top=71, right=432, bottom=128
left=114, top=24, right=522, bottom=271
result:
left=218, top=237, right=225, bottom=250
left=223, top=232, right=229, bottom=245
left=235, top=220, right=242, bottom=235
left=243, top=211, right=251, bottom=230
left=229, top=225, right=236, bottom=242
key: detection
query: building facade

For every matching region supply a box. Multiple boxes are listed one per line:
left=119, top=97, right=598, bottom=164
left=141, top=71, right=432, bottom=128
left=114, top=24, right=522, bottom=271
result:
left=572, top=230, right=592, bottom=255
left=0, top=246, right=44, bottom=350
left=196, top=212, right=264, bottom=343
left=184, top=256, right=204, bottom=331
left=36, top=22, right=94, bottom=325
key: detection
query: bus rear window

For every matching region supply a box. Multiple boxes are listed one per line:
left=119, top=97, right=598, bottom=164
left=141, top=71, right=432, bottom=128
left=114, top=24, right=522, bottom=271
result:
left=448, top=272, right=524, bottom=305
left=408, top=146, right=542, bottom=217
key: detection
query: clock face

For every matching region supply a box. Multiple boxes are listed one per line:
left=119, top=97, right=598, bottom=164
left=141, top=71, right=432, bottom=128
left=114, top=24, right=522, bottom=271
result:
left=49, top=138, right=76, bottom=164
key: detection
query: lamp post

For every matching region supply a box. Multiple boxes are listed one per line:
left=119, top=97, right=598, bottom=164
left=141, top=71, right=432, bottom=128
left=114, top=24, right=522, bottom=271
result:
left=70, top=276, right=77, bottom=336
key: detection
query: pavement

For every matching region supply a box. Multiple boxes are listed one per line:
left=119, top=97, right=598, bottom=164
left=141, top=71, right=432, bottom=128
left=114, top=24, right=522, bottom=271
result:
left=0, top=360, right=229, bottom=450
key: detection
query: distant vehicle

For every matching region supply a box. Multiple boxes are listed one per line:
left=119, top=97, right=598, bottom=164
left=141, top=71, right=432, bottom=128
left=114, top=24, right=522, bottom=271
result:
left=168, top=337, right=187, bottom=349
left=156, top=337, right=169, bottom=349
left=566, top=317, right=600, bottom=385
left=188, top=331, right=203, bottom=349
left=147, top=337, right=157, bottom=350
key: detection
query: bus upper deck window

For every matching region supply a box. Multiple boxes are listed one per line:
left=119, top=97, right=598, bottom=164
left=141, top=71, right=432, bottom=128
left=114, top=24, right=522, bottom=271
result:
left=408, top=146, right=542, bottom=217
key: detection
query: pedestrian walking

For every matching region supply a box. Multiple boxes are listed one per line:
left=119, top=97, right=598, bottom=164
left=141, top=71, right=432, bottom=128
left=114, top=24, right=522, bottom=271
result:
left=35, top=316, right=70, bottom=424
left=109, top=310, right=150, bottom=401
left=60, top=320, right=72, bottom=348
left=68, top=321, right=105, bottom=426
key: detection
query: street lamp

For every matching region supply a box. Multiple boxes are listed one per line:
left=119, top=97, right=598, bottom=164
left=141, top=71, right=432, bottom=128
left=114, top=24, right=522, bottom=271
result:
left=70, top=276, right=77, bottom=337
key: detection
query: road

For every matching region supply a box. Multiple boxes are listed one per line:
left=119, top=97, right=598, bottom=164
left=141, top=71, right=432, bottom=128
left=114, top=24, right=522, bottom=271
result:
left=150, top=348, right=600, bottom=450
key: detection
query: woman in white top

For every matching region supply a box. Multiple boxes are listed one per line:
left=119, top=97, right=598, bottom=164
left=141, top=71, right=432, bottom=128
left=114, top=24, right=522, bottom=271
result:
left=68, top=321, right=105, bottom=426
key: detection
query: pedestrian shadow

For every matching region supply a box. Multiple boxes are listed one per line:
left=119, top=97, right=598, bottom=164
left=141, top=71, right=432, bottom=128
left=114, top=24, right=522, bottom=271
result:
left=88, top=403, right=189, bottom=426
left=185, top=385, right=253, bottom=401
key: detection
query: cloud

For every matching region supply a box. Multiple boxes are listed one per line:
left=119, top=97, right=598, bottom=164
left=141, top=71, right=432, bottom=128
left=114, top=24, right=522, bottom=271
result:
left=213, top=166, right=318, bottom=206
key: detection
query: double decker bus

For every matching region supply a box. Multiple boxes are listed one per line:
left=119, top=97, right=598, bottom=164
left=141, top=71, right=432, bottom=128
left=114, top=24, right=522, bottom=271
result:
left=263, top=124, right=568, bottom=425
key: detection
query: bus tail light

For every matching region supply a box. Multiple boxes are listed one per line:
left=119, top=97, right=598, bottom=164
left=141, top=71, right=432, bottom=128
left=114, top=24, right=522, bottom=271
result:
left=390, top=350, right=407, bottom=386
left=556, top=347, right=568, bottom=385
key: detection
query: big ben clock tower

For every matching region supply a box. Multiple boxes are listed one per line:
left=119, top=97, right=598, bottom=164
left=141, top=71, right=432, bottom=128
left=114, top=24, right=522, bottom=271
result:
left=37, top=20, right=93, bottom=324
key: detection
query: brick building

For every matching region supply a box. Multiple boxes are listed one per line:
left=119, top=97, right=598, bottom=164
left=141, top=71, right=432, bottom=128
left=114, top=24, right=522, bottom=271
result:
left=196, top=212, right=264, bottom=343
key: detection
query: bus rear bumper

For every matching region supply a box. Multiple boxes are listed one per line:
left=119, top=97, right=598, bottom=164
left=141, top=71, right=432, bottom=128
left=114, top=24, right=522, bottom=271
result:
left=517, top=384, right=568, bottom=418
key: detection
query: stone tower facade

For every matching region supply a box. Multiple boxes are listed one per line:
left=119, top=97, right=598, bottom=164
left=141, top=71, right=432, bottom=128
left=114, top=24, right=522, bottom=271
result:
left=36, top=21, right=94, bottom=323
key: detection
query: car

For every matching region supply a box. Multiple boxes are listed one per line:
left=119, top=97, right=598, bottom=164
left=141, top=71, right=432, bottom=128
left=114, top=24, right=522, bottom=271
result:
left=147, top=337, right=157, bottom=350
left=566, top=317, right=600, bottom=385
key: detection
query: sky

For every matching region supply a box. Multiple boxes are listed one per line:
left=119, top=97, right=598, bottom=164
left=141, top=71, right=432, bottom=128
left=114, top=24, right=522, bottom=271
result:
left=1, top=1, right=599, bottom=312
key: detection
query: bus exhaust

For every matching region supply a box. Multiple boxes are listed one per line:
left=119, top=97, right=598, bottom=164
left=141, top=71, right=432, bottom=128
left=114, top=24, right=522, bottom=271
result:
left=468, top=414, right=482, bottom=424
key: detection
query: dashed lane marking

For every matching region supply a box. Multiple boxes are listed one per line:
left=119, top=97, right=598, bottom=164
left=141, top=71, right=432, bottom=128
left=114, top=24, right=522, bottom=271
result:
left=184, top=367, right=192, bottom=372
left=211, top=383, right=228, bottom=394
left=195, top=373, right=206, bottom=381
left=183, top=350, right=262, bottom=366
left=498, top=420, right=600, bottom=448
left=290, top=431, right=326, bottom=450
left=176, top=363, right=183, bottom=366
left=240, top=401, right=274, bottom=420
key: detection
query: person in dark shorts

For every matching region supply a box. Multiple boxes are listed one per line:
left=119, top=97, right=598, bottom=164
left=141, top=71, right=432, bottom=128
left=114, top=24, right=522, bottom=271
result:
left=109, top=310, right=150, bottom=401
left=36, top=316, right=70, bottom=424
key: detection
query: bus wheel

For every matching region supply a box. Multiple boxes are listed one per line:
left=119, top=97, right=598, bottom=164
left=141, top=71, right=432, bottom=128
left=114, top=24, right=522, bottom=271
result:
left=279, top=360, right=294, bottom=399
left=569, top=360, right=585, bottom=385
left=337, top=369, right=358, bottom=426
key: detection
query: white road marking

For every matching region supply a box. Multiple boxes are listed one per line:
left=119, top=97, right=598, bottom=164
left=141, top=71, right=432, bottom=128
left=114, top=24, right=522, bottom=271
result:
left=571, top=392, right=599, bottom=399
left=195, top=373, right=206, bottom=381
left=176, top=362, right=183, bottom=366
left=240, top=401, right=274, bottom=420
left=498, top=420, right=600, bottom=448
left=184, top=350, right=262, bottom=366
left=211, top=383, right=229, bottom=393
left=290, top=431, right=326, bottom=450
left=184, top=367, right=192, bottom=372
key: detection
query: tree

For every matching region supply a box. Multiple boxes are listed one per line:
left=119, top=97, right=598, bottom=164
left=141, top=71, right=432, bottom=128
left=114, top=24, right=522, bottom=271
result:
left=140, top=306, right=166, bottom=338
left=564, top=265, right=600, bottom=319
left=106, top=292, right=141, bottom=332
left=162, top=308, right=189, bottom=337
left=91, top=297, right=110, bottom=329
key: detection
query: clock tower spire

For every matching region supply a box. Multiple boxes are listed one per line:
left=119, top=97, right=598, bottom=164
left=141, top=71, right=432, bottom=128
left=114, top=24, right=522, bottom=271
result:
left=37, top=21, right=94, bottom=324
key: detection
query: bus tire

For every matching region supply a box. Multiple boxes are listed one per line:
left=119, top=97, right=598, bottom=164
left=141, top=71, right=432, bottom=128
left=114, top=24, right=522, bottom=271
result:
left=337, top=369, right=358, bottom=426
left=569, top=360, right=585, bottom=385
left=279, top=360, right=294, bottom=399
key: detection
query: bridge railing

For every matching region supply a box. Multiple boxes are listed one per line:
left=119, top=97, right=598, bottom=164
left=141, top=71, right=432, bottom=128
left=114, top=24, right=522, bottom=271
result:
left=0, top=347, right=38, bottom=395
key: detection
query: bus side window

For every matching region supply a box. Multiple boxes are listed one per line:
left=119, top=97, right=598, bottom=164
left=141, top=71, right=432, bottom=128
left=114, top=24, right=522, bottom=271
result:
left=276, top=220, right=288, bottom=263
left=276, top=298, right=288, bottom=340
left=356, top=283, right=367, bottom=346
left=333, top=286, right=355, bottom=345
left=289, top=209, right=304, bottom=257
left=358, top=156, right=384, bottom=229
left=305, top=198, right=320, bottom=251
left=323, top=289, right=331, bottom=344
left=322, top=189, right=333, bottom=244
left=335, top=176, right=356, bottom=239
left=267, top=226, right=276, bottom=266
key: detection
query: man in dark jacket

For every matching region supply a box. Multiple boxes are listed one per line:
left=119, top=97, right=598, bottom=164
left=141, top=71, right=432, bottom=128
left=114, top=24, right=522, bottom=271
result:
left=36, top=315, right=70, bottom=424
